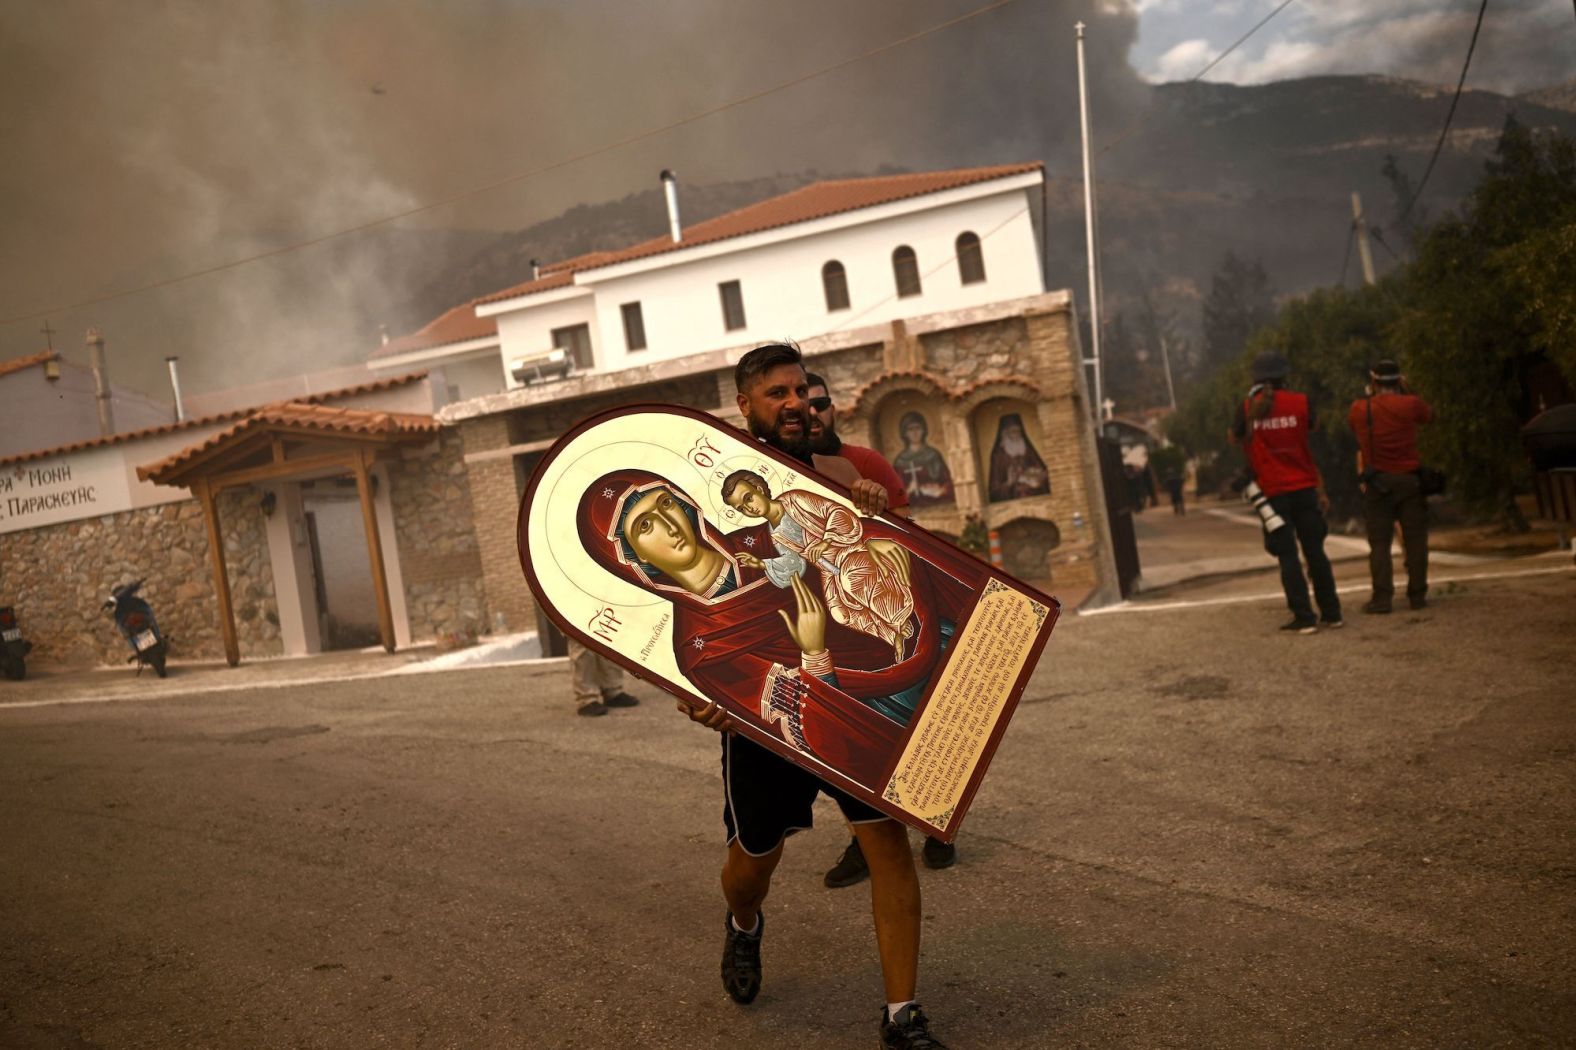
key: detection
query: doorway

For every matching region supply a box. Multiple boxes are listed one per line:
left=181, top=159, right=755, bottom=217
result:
left=302, top=481, right=380, bottom=650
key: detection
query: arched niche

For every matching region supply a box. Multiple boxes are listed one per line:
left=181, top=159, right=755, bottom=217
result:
left=873, top=390, right=958, bottom=510
left=996, top=516, right=1061, bottom=583
left=971, top=396, right=1052, bottom=505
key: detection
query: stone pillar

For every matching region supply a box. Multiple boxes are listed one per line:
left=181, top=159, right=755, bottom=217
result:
left=459, top=414, right=536, bottom=633
left=1025, top=302, right=1120, bottom=605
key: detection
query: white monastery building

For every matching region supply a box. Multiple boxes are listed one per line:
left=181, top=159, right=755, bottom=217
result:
left=370, top=163, right=1048, bottom=396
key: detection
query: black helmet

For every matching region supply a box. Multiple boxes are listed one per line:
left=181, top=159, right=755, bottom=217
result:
left=1369, top=358, right=1402, bottom=381
left=1250, top=351, right=1290, bottom=383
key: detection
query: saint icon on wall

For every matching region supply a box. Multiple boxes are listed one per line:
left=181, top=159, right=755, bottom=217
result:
left=987, top=412, right=1050, bottom=502
left=891, top=411, right=955, bottom=507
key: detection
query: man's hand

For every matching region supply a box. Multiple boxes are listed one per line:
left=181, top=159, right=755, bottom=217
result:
left=777, top=573, right=828, bottom=654
left=1317, top=490, right=1331, bottom=514
left=848, top=478, right=888, bottom=517
left=736, top=551, right=764, bottom=569
left=680, top=699, right=734, bottom=733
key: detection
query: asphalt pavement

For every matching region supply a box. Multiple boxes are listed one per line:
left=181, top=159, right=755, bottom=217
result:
left=1, top=554, right=1572, bottom=1049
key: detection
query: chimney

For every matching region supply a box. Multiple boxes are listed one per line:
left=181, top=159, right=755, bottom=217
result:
left=379, top=323, right=390, bottom=346
left=165, top=356, right=186, bottom=422
left=85, top=327, right=115, bottom=437
left=660, top=169, right=682, bottom=244
left=530, top=258, right=540, bottom=281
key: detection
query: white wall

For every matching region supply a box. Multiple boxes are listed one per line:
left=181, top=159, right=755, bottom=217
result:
left=1, top=363, right=174, bottom=460
left=0, top=375, right=443, bottom=535
left=493, top=291, right=600, bottom=390
left=489, top=186, right=1043, bottom=376
left=435, top=355, right=508, bottom=401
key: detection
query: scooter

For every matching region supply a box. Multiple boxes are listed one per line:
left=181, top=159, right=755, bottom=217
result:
left=0, top=605, right=31, bottom=680
left=104, top=579, right=169, bottom=678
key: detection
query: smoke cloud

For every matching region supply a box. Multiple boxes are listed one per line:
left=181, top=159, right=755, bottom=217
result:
left=0, top=0, right=1146, bottom=402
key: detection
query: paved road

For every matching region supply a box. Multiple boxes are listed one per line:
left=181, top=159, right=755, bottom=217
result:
left=1, top=571, right=1572, bottom=1049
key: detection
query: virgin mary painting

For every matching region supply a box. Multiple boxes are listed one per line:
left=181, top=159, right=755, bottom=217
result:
left=577, top=468, right=987, bottom=789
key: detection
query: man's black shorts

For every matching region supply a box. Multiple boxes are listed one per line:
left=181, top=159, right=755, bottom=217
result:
left=721, top=734, right=889, bottom=856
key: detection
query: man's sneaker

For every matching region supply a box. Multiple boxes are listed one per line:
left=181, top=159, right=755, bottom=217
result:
left=576, top=701, right=608, bottom=717
left=1279, top=617, right=1318, bottom=634
left=601, top=691, right=640, bottom=708
left=823, top=837, right=869, bottom=888
left=921, top=836, right=957, bottom=870
left=1363, top=599, right=1392, bottom=615
left=881, top=1003, right=948, bottom=1049
left=1320, top=617, right=1344, bottom=629
left=721, top=911, right=762, bottom=1004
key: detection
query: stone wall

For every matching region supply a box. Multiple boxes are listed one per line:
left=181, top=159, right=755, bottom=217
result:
left=0, top=491, right=282, bottom=667
left=458, top=293, right=1112, bottom=607
left=387, top=430, right=487, bottom=641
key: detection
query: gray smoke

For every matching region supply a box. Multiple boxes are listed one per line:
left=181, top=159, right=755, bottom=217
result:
left=0, top=0, right=1145, bottom=403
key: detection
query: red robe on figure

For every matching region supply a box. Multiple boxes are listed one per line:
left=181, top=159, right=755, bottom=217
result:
left=576, top=469, right=986, bottom=790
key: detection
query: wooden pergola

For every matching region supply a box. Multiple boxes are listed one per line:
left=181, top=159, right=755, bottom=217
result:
left=138, top=402, right=438, bottom=666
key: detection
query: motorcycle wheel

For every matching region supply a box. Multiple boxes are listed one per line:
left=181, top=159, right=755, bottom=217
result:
left=2, top=657, right=23, bottom=681
left=150, top=645, right=167, bottom=678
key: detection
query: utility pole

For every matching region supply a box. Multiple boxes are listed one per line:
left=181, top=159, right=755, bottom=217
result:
left=1351, top=191, right=1377, bottom=286
left=1075, top=21, right=1104, bottom=426
left=86, top=326, right=115, bottom=438
left=1159, top=334, right=1178, bottom=412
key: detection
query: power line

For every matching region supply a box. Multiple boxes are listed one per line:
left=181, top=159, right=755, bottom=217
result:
left=1401, top=0, right=1490, bottom=218
left=1188, top=0, right=1301, bottom=83
left=1, top=0, right=1024, bottom=329
left=1098, top=0, right=1300, bottom=157
left=1368, top=226, right=1404, bottom=264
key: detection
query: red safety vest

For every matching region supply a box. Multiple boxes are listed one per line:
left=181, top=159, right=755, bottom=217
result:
left=1243, top=389, right=1319, bottom=498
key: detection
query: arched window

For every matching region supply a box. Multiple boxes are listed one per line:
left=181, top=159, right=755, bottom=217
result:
left=892, top=246, right=921, bottom=298
left=956, top=231, right=986, bottom=285
left=822, top=260, right=850, bottom=312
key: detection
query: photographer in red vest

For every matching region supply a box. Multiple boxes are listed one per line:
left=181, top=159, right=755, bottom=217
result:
left=1230, top=351, right=1343, bottom=633
left=1348, top=359, right=1434, bottom=613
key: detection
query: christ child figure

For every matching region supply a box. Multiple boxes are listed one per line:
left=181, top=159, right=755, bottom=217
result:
left=722, top=470, right=916, bottom=662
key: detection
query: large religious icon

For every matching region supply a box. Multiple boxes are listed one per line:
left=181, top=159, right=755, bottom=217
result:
left=987, top=412, right=1051, bottom=502
left=891, top=410, right=955, bottom=507
left=518, top=405, right=1059, bottom=841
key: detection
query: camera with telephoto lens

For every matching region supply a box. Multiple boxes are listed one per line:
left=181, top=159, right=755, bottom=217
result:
left=1241, top=480, right=1288, bottom=532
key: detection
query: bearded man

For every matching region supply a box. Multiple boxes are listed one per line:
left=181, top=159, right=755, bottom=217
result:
left=687, top=342, right=949, bottom=1049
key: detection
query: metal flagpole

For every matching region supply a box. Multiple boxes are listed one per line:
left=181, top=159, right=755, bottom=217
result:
left=1075, top=21, right=1104, bottom=426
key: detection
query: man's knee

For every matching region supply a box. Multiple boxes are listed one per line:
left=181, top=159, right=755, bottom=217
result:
left=725, top=839, right=782, bottom=885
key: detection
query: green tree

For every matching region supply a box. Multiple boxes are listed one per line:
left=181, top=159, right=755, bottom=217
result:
left=1393, top=118, right=1576, bottom=524
left=1194, top=252, right=1275, bottom=381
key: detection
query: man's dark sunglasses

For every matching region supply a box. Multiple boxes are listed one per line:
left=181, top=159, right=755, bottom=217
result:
left=807, top=396, right=833, bottom=412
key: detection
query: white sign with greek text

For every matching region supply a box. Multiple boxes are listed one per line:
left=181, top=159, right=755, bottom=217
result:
left=0, top=454, right=132, bottom=533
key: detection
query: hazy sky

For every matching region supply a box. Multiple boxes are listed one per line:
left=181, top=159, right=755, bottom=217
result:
left=1132, top=0, right=1574, bottom=92
left=1, top=0, right=1571, bottom=402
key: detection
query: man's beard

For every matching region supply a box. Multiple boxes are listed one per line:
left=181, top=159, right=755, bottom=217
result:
left=1002, top=434, right=1028, bottom=458
left=748, top=407, right=812, bottom=459
left=809, top=417, right=841, bottom=455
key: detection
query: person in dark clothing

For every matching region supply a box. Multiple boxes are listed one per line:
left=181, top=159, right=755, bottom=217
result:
left=1230, top=351, right=1343, bottom=633
left=1348, top=359, right=1435, bottom=613
left=1163, top=470, right=1185, bottom=515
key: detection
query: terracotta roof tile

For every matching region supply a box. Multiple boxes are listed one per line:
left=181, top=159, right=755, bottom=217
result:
left=472, top=268, right=576, bottom=307
left=572, top=163, right=1044, bottom=274
left=136, top=401, right=437, bottom=483
left=0, top=371, right=430, bottom=468
left=372, top=302, right=499, bottom=359
left=462, top=162, right=1042, bottom=311
left=0, top=350, right=59, bottom=379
